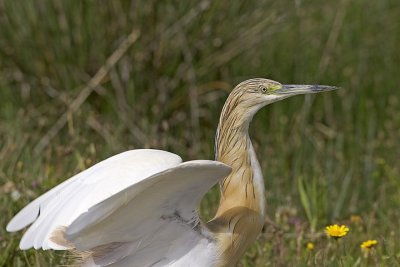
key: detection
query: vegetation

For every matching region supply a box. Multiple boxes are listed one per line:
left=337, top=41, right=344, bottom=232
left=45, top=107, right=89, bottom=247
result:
left=1, top=0, right=399, bottom=266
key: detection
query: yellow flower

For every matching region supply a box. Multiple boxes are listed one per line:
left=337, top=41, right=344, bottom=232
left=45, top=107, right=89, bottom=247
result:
left=361, top=240, right=378, bottom=250
left=325, top=224, right=349, bottom=239
left=306, top=242, right=314, bottom=251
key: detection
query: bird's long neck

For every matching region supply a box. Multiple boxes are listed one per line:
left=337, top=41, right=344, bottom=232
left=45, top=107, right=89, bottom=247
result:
left=214, top=125, right=265, bottom=217
left=207, top=96, right=266, bottom=266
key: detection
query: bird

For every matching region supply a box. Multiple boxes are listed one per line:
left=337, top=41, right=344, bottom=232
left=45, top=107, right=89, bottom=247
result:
left=7, top=78, right=337, bottom=267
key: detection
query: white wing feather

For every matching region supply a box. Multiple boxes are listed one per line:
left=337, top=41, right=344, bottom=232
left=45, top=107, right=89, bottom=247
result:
left=7, top=149, right=182, bottom=250
left=7, top=149, right=231, bottom=267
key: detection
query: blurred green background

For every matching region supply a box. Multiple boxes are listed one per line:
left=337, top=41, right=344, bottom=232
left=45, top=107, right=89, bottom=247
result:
left=0, top=0, right=399, bottom=266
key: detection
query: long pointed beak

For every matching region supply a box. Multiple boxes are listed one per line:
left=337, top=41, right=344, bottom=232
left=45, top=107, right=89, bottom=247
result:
left=276, top=84, right=339, bottom=95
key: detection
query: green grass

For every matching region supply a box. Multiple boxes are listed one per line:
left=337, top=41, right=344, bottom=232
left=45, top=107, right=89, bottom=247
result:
left=1, top=0, right=400, bottom=266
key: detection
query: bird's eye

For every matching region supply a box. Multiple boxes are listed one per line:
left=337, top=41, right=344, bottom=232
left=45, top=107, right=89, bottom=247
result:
left=259, top=86, right=267, bottom=93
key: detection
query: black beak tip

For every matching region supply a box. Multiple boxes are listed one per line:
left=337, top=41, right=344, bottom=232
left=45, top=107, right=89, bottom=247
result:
left=311, top=85, right=341, bottom=92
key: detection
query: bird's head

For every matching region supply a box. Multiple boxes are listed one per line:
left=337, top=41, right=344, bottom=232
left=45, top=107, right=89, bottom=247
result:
left=218, top=78, right=338, bottom=131
left=225, top=78, right=338, bottom=121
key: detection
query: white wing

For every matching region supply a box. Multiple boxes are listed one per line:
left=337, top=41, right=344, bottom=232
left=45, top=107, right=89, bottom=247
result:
left=7, top=149, right=183, bottom=250
left=7, top=149, right=231, bottom=266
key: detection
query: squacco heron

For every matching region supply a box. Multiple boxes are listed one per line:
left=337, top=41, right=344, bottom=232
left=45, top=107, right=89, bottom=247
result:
left=7, top=78, right=337, bottom=266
